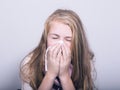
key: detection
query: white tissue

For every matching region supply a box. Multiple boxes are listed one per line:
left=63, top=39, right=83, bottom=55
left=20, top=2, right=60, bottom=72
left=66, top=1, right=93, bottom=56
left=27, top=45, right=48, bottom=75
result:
left=58, top=40, right=64, bottom=44
left=45, top=40, right=64, bottom=71
left=45, top=46, right=51, bottom=71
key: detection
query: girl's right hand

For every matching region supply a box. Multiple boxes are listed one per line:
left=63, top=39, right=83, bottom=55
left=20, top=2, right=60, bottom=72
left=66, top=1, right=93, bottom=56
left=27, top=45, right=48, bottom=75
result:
left=46, top=43, right=61, bottom=78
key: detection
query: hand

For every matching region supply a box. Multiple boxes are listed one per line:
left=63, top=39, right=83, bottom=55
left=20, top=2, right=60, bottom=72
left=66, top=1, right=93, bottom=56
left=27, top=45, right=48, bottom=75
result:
left=59, top=44, right=71, bottom=79
left=46, top=44, right=62, bottom=78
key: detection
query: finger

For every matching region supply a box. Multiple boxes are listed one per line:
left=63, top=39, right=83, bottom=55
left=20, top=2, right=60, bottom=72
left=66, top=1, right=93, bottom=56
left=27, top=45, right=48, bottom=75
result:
left=52, top=44, right=62, bottom=58
left=57, top=48, right=62, bottom=61
left=50, top=43, right=59, bottom=52
left=62, top=44, right=68, bottom=55
left=61, top=45, right=66, bottom=61
left=48, top=43, right=59, bottom=57
left=63, top=44, right=71, bottom=56
left=62, top=44, right=71, bottom=61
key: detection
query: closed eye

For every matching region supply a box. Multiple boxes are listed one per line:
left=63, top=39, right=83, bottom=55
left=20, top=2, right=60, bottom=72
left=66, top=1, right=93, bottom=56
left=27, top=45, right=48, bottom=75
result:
left=66, top=39, right=72, bottom=42
left=52, top=37, right=59, bottom=39
left=65, top=37, right=72, bottom=42
left=50, top=34, right=59, bottom=39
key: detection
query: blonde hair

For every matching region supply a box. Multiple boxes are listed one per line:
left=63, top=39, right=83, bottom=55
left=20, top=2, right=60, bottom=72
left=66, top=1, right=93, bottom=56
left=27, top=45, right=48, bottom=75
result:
left=20, top=9, right=95, bottom=90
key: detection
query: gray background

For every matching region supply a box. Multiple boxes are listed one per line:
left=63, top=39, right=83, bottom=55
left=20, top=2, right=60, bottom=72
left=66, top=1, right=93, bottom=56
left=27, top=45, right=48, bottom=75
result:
left=0, top=0, right=120, bottom=90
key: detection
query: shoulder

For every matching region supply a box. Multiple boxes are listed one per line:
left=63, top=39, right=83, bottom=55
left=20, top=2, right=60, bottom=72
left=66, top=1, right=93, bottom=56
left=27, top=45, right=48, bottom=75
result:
left=20, top=53, right=34, bottom=84
left=20, top=53, right=33, bottom=67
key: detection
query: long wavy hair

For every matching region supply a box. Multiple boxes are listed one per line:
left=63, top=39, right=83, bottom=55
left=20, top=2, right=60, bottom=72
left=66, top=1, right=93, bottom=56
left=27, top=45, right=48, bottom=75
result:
left=20, top=9, right=96, bottom=90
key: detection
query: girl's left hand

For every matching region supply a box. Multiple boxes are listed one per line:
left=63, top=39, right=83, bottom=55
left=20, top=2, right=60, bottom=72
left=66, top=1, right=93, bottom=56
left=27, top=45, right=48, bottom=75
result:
left=59, top=44, right=71, bottom=79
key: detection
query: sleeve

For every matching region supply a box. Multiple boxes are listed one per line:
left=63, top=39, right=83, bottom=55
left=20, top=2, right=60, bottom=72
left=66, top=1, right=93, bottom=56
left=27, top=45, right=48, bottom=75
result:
left=21, top=81, right=33, bottom=90
left=21, top=53, right=33, bottom=90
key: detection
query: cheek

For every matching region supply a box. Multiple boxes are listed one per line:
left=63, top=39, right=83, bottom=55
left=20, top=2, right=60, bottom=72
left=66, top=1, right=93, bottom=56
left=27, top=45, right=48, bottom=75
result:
left=47, top=39, right=58, bottom=47
left=64, top=41, right=71, bottom=49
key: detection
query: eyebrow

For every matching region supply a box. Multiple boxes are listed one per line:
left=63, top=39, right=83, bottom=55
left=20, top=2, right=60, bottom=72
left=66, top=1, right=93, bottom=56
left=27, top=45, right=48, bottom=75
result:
left=49, top=33, right=59, bottom=37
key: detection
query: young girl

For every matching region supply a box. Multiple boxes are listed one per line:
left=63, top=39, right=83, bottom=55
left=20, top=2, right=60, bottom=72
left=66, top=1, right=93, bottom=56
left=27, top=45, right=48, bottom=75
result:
left=20, top=9, right=95, bottom=90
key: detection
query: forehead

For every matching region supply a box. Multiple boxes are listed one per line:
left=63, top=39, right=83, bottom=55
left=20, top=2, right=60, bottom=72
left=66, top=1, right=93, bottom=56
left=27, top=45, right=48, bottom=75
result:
left=48, top=21, right=72, bottom=36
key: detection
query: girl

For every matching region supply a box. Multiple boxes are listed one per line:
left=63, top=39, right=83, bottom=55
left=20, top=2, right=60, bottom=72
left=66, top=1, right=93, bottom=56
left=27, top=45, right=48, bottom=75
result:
left=20, top=9, right=95, bottom=90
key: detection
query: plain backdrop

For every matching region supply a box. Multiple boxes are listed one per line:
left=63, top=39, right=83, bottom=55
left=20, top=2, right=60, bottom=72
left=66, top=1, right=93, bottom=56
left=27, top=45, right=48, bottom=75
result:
left=0, top=0, right=120, bottom=90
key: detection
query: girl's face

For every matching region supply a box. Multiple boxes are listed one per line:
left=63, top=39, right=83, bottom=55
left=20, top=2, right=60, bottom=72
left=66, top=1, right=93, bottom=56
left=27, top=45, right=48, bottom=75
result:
left=47, top=21, right=72, bottom=49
